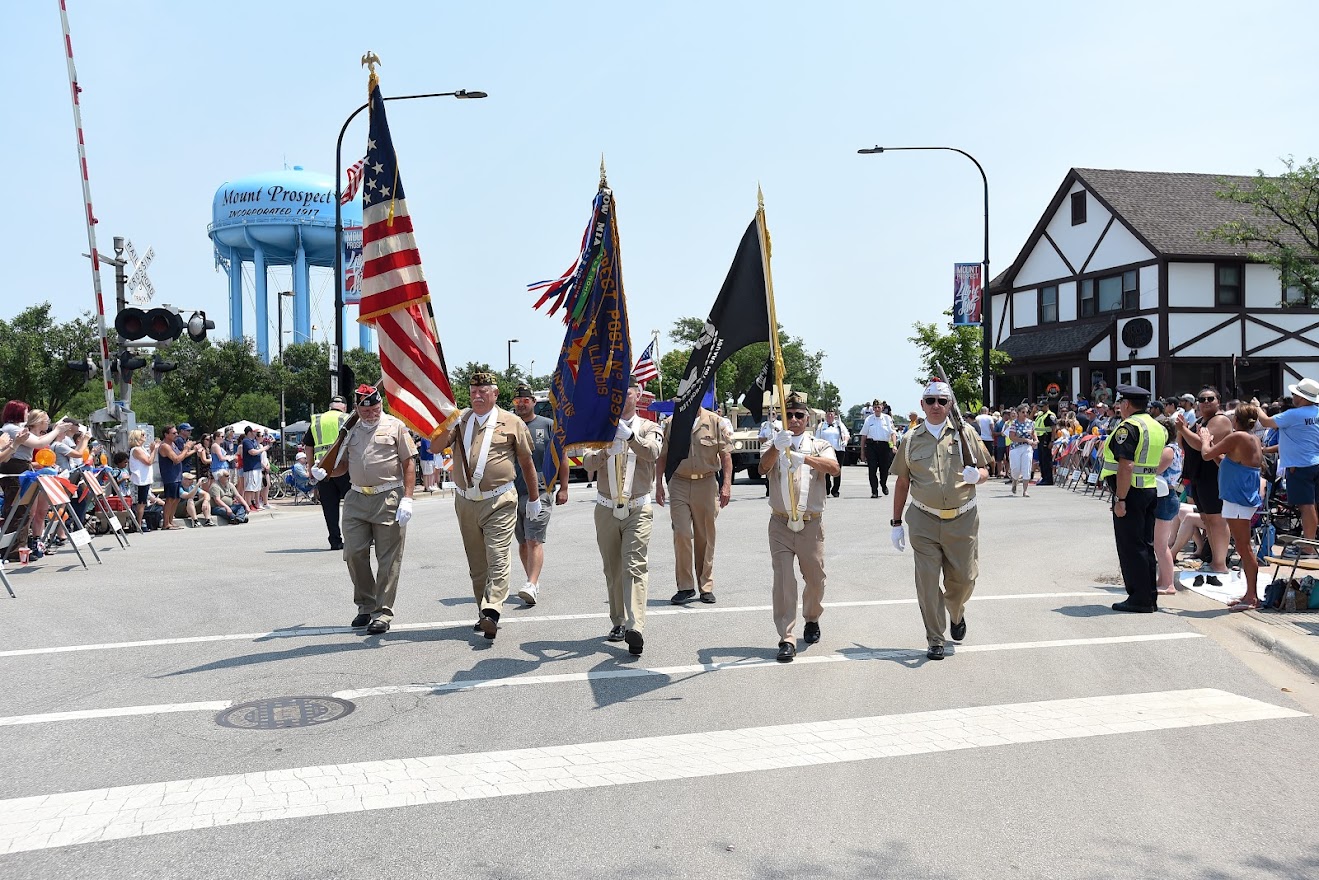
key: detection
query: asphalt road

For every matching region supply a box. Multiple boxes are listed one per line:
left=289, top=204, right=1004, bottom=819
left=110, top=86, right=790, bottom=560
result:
left=0, top=468, right=1315, bottom=879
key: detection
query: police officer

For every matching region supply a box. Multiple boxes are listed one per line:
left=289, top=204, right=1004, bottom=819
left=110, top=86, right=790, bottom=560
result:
left=655, top=402, right=732, bottom=605
left=305, top=395, right=350, bottom=550
left=341, top=385, right=416, bottom=635
left=890, top=380, right=990, bottom=660
left=582, top=379, right=664, bottom=656
left=759, top=391, right=840, bottom=663
left=511, top=382, right=569, bottom=606
left=1102, top=384, right=1168, bottom=613
left=437, top=371, right=537, bottom=641
left=1033, top=399, right=1057, bottom=485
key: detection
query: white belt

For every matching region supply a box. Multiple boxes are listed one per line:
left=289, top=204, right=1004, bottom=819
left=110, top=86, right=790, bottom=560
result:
left=909, top=498, right=977, bottom=520
left=596, top=493, right=651, bottom=510
left=351, top=480, right=403, bottom=496
left=458, top=481, right=515, bottom=502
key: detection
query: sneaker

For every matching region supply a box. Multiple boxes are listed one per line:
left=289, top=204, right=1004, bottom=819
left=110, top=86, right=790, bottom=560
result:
left=699, top=592, right=717, bottom=604
left=517, top=582, right=539, bottom=606
left=670, top=589, right=698, bottom=605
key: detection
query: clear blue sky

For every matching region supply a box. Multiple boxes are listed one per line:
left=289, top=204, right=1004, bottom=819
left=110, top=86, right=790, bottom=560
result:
left=7, top=0, right=1317, bottom=410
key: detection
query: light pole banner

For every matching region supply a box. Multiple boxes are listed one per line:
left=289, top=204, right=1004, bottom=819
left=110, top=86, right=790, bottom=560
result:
left=343, top=223, right=364, bottom=305
left=952, top=262, right=982, bottom=326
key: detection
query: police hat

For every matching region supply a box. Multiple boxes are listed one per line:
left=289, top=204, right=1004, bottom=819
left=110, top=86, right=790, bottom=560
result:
left=469, top=370, right=499, bottom=387
left=330, top=395, right=346, bottom=405
left=1115, top=383, right=1151, bottom=405
left=514, top=382, right=534, bottom=399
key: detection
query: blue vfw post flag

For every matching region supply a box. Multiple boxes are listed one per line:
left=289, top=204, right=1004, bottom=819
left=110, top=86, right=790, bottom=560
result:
left=530, top=182, right=633, bottom=492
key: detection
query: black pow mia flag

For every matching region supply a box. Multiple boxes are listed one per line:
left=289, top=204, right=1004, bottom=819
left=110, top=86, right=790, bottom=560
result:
left=740, top=353, right=774, bottom=424
left=664, top=217, right=771, bottom=482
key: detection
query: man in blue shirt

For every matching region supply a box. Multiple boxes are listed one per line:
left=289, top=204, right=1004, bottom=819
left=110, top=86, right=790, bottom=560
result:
left=157, top=424, right=197, bottom=530
left=1258, top=378, right=1319, bottom=554
left=240, top=426, right=264, bottom=511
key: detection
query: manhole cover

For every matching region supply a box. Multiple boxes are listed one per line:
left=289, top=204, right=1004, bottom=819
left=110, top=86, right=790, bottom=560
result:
left=216, top=696, right=354, bottom=730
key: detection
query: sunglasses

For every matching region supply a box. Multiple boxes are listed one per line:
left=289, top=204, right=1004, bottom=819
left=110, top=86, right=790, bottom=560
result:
left=923, top=397, right=950, bottom=406
left=786, top=411, right=808, bottom=419
left=1198, top=396, right=1216, bottom=402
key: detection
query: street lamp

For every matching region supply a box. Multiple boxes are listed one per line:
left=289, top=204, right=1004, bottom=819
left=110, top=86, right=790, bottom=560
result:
left=857, top=145, right=993, bottom=405
left=333, top=87, right=488, bottom=398
left=507, top=338, right=519, bottom=373
left=277, top=290, right=295, bottom=465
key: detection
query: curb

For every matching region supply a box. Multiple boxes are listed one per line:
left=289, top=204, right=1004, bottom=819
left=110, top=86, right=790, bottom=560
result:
left=1238, top=616, right=1319, bottom=679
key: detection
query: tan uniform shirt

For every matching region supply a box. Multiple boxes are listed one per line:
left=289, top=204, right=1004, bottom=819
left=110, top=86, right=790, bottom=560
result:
left=766, top=433, right=835, bottom=515
left=662, top=407, right=731, bottom=477
left=346, top=414, right=416, bottom=487
left=451, top=407, right=533, bottom=493
left=583, top=417, right=664, bottom=498
left=891, top=420, right=990, bottom=510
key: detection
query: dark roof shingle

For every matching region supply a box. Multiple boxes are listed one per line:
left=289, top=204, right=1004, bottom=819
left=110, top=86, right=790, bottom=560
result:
left=998, top=319, right=1112, bottom=361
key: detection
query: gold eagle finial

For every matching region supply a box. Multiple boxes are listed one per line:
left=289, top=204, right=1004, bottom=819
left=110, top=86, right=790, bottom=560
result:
left=361, top=51, right=381, bottom=73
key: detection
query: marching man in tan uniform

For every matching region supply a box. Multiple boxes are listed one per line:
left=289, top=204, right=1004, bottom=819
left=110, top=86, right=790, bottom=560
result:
left=341, top=384, right=417, bottom=635
left=758, top=391, right=840, bottom=663
left=435, top=371, right=537, bottom=641
left=581, top=379, right=664, bottom=656
left=656, top=404, right=733, bottom=605
left=890, top=379, right=990, bottom=660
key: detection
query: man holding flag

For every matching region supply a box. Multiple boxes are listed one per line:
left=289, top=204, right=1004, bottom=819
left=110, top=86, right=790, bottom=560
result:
left=655, top=401, right=732, bottom=605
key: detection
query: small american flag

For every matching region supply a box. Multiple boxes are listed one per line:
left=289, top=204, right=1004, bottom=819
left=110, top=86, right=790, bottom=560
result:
left=632, top=339, right=659, bottom=385
left=340, top=157, right=366, bottom=205
left=357, top=74, right=458, bottom=438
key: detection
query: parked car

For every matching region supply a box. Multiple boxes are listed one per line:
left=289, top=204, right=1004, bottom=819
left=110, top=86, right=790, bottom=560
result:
left=843, top=416, right=864, bottom=466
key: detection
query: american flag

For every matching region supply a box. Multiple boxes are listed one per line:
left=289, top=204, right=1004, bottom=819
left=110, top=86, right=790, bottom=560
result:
left=340, top=157, right=366, bottom=205
left=632, top=338, right=659, bottom=385
left=357, top=73, right=458, bottom=438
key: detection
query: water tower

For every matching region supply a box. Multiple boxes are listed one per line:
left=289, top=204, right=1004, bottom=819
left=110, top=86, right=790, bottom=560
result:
left=208, top=167, right=372, bottom=362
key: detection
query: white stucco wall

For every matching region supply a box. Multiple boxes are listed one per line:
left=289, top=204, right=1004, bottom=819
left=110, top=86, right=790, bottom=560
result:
left=1174, top=318, right=1240, bottom=357
left=1117, top=315, right=1159, bottom=361
left=1167, top=262, right=1215, bottom=308
left=1057, top=281, right=1077, bottom=322
left=991, top=293, right=1010, bottom=345
left=1014, top=239, right=1071, bottom=288
left=1086, top=221, right=1154, bottom=273
left=1012, top=289, right=1038, bottom=328
left=1139, top=265, right=1159, bottom=310
left=1090, top=339, right=1110, bottom=362
left=1043, top=183, right=1109, bottom=274
left=1245, top=263, right=1283, bottom=309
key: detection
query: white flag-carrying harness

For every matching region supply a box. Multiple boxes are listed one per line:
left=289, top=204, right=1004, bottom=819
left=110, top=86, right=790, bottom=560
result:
left=463, top=407, right=501, bottom=489
left=610, top=431, right=638, bottom=520
left=778, top=437, right=813, bottom=532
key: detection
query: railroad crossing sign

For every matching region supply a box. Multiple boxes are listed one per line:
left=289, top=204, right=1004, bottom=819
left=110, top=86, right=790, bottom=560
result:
left=124, top=239, right=155, bottom=304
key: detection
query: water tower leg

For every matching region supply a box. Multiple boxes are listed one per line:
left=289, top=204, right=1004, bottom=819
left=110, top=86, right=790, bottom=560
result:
left=293, top=235, right=311, bottom=343
left=359, top=321, right=372, bottom=352
left=254, top=245, right=269, bottom=363
left=228, top=256, right=244, bottom=342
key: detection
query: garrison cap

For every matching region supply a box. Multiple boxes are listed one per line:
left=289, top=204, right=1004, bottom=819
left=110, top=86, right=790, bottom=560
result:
left=513, top=382, right=534, bottom=399
left=785, top=391, right=808, bottom=409
left=469, top=370, right=499, bottom=387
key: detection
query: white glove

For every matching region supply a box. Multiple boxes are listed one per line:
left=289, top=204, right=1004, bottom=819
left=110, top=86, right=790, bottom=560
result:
left=772, top=430, right=793, bottom=451
left=891, top=525, right=906, bottom=552
left=608, top=439, right=626, bottom=456
left=526, top=497, right=543, bottom=520
left=615, top=421, right=633, bottom=441
left=311, top=466, right=327, bottom=482
left=395, top=496, right=413, bottom=526
left=787, top=450, right=806, bottom=469
left=961, top=465, right=981, bottom=485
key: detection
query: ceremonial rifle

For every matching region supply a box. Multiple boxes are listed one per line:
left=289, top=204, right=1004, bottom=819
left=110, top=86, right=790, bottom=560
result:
left=315, top=413, right=361, bottom=478
left=935, top=361, right=975, bottom=468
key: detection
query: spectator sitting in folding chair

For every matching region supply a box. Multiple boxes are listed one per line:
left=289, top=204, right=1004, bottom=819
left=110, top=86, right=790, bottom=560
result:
left=179, top=472, right=214, bottom=527
left=284, top=453, right=316, bottom=504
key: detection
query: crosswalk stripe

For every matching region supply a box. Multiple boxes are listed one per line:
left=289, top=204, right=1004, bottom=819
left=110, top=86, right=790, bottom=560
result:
left=0, top=632, right=1204, bottom=727
left=0, top=688, right=1301, bottom=854
left=0, top=591, right=1115, bottom=660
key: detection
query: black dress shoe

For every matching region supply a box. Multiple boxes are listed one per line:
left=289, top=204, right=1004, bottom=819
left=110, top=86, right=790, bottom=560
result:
left=472, top=621, right=483, bottom=632
left=366, top=618, right=390, bottom=634
left=699, top=591, right=716, bottom=604
left=329, top=540, right=344, bottom=551
left=882, top=486, right=889, bottom=495
left=803, top=621, right=821, bottom=644
left=776, top=641, right=796, bottom=662
left=479, top=608, right=500, bottom=639
left=624, top=629, right=644, bottom=656
left=606, top=624, right=626, bottom=642
left=950, top=616, right=967, bottom=641
left=830, top=491, right=839, bottom=498
left=926, top=644, right=945, bottom=660
left=351, top=613, right=371, bottom=628
left=1111, top=601, right=1157, bottom=613
left=670, top=589, right=698, bottom=605
left=871, top=492, right=879, bottom=499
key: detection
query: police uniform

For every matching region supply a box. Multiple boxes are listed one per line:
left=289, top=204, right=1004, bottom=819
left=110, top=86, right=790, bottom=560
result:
left=1033, top=403, right=1057, bottom=486
left=582, top=393, right=663, bottom=656
left=891, top=381, right=990, bottom=659
left=761, top=392, right=839, bottom=662
left=341, top=386, right=417, bottom=634
left=304, top=399, right=349, bottom=550
left=1101, top=385, right=1168, bottom=612
left=448, top=372, right=535, bottom=639
left=660, top=407, right=731, bottom=605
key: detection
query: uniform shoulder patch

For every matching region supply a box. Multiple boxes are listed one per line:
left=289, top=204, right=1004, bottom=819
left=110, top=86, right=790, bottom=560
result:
left=1113, top=426, right=1130, bottom=444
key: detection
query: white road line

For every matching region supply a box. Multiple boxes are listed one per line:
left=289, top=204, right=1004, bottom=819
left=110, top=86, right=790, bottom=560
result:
left=0, top=632, right=1204, bottom=727
left=0, top=688, right=1301, bottom=854
left=0, top=591, right=1113, bottom=660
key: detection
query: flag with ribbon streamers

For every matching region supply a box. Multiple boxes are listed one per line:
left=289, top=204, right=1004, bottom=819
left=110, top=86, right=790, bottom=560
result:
left=532, top=179, right=633, bottom=491
left=356, top=70, right=458, bottom=438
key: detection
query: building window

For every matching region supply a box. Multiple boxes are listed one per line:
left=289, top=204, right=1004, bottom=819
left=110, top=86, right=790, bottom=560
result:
left=1215, top=263, right=1243, bottom=306
left=1040, top=285, right=1058, bottom=323
left=1080, top=279, right=1095, bottom=317
left=1070, top=191, right=1087, bottom=225
left=1123, top=269, right=1138, bottom=310
left=1282, top=270, right=1314, bottom=307
left=1079, top=271, right=1138, bottom=316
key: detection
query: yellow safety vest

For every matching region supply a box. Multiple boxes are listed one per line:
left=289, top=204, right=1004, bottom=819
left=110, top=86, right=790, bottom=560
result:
left=1033, top=410, right=1053, bottom=436
left=310, top=411, right=345, bottom=462
left=1100, top=413, right=1166, bottom=489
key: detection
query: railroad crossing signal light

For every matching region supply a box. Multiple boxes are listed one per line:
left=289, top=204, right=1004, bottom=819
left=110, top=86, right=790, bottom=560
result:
left=186, top=310, right=215, bottom=342
left=117, top=351, right=148, bottom=372
left=115, top=306, right=185, bottom=342
left=65, top=355, right=94, bottom=381
left=151, top=354, right=178, bottom=381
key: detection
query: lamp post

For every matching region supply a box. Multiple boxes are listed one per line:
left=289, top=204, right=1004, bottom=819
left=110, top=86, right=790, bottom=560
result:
left=276, top=290, right=295, bottom=466
left=507, top=338, right=519, bottom=374
left=857, top=145, right=993, bottom=406
left=333, top=87, right=488, bottom=399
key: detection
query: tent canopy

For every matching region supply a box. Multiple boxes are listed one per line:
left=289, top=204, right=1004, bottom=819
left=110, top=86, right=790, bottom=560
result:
left=220, top=420, right=276, bottom=436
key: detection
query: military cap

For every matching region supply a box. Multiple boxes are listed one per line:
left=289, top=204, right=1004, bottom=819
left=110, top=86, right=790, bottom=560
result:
left=785, top=391, right=807, bottom=409
left=513, top=382, right=534, bottom=399
left=355, top=384, right=383, bottom=406
left=469, top=370, right=499, bottom=387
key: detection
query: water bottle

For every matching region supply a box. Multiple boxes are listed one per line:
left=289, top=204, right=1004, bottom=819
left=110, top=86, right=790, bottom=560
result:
left=1282, top=582, right=1298, bottom=612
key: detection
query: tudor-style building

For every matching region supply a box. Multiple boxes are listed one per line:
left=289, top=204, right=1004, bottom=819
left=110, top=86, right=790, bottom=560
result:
left=988, top=168, right=1317, bottom=405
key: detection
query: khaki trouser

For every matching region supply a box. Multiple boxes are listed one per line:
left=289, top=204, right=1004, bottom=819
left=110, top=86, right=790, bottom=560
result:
left=342, top=488, right=408, bottom=621
left=906, top=506, right=979, bottom=646
left=768, top=514, right=826, bottom=642
left=670, top=473, right=719, bottom=593
left=455, top=489, right=518, bottom=612
left=594, top=502, right=652, bottom=633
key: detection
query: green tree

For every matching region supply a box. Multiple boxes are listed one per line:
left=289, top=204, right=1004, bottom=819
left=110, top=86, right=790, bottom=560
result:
left=451, top=361, right=522, bottom=409
left=153, top=338, right=271, bottom=430
left=272, top=341, right=331, bottom=423
left=343, top=347, right=382, bottom=388
left=0, top=304, right=99, bottom=416
left=907, top=310, right=1010, bottom=409
left=665, top=317, right=827, bottom=409
left=1208, top=157, right=1319, bottom=306
left=815, top=380, right=842, bottom=414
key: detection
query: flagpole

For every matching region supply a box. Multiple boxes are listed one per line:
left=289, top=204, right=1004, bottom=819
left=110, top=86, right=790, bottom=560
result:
left=755, top=185, right=799, bottom=522
left=652, top=329, right=661, bottom=396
